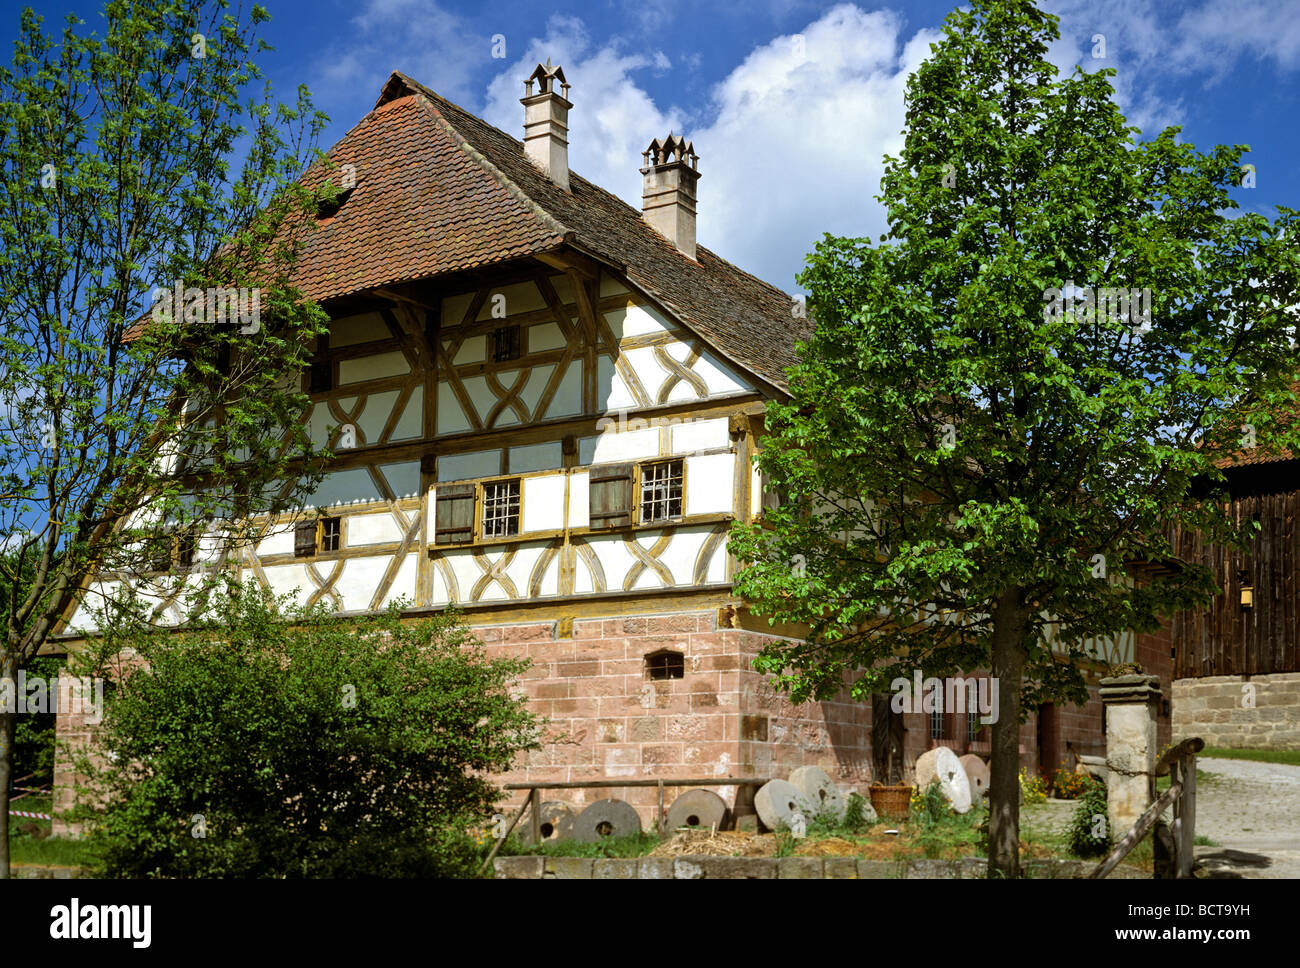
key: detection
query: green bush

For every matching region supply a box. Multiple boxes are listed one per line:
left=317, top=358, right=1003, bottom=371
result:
left=911, top=779, right=950, bottom=829
left=72, top=584, right=540, bottom=878
left=1065, top=779, right=1111, bottom=857
left=843, top=792, right=872, bottom=832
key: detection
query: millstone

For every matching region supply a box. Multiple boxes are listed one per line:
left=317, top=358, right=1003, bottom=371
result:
left=754, top=779, right=813, bottom=832
left=522, top=800, right=576, bottom=843
left=913, top=746, right=972, bottom=814
left=573, top=799, right=642, bottom=843
left=665, top=788, right=728, bottom=831
left=788, top=766, right=845, bottom=823
left=959, top=754, right=990, bottom=800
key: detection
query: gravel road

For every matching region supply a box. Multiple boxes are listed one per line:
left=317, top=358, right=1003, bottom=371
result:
left=1192, top=757, right=1300, bottom=879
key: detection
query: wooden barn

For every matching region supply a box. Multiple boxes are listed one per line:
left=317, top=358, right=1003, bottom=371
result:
left=1169, top=449, right=1300, bottom=750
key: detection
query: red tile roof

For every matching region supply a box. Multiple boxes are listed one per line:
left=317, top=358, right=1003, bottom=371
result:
left=132, top=71, right=806, bottom=390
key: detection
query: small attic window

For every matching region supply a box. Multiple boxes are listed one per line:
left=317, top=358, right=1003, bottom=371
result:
left=316, top=184, right=354, bottom=221
left=645, top=649, right=685, bottom=681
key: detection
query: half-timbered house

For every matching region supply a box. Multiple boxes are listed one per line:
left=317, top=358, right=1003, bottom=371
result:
left=51, top=63, right=1172, bottom=829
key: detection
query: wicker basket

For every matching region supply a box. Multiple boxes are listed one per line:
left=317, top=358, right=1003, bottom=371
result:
left=868, top=783, right=913, bottom=819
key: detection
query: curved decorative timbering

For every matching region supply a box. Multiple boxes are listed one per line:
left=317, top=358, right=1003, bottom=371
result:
left=62, top=265, right=770, bottom=632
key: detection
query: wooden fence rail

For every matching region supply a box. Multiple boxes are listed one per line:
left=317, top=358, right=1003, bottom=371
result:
left=1088, top=737, right=1204, bottom=879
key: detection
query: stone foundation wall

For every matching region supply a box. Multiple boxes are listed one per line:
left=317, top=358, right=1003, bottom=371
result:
left=487, top=610, right=872, bottom=826
left=1172, top=672, right=1300, bottom=749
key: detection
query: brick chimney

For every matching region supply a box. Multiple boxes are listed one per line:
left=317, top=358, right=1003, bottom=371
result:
left=641, top=134, right=700, bottom=259
left=521, top=60, right=571, bottom=191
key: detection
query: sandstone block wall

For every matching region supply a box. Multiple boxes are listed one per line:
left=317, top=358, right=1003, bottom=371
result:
left=486, top=609, right=873, bottom=827
left=1172, top=672, right=1300, bottom=750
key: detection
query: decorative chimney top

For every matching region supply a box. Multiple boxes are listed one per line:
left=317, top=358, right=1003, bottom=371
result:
left=640, top=133, right=700, bottom=259
left=521, top=60, right=571, bottom=191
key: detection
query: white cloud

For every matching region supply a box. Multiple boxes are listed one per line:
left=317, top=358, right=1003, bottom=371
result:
left=481, top=16, right=686, bottom=210
left=313, top=0, right=482, bottom=107
left=690, top=5, right=942, bottom=289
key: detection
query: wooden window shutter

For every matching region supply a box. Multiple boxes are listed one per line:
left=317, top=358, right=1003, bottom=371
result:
left=589, top=463, right=634, bottom=530
left=435, top=483, right=476, bottom=545
left=294, top=520, right=318, bottom=558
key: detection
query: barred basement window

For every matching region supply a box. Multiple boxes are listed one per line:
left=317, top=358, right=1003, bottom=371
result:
left=645, top=650, right=684, bottom=681
left=492, top=324, right=521, bottom=362
left=482, top=479, right=521, bottom=539
left=320, top=516, right=341, bottom=552
left=929, top=707, right=945, bottom=741
left=640, top=459, right=683, bottom=523
left=967, top=710, right=980, bottom=743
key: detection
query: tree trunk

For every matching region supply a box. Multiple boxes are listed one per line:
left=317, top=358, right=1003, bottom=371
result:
left=0, top=657, right=14, bottom=879
left=987, top=589, right=1027, bottom=878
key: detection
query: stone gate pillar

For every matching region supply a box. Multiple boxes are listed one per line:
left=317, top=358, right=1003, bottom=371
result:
left=1100, top=673, right=1161, bottom=839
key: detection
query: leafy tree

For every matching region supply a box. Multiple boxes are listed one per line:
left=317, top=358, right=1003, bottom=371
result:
left=730, top=0, right=1300, bottom=877
left=71, top=585, right=539, bottom=878
left=0, top=1, right=335, bottom=875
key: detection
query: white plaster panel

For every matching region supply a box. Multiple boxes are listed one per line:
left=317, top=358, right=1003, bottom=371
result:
left=431, top=562, right=450, bottom=606
left=445, top=550, right=483, bottom=602
left=476, top=280, right=544, bottom=320
left=338, top=350, right=410, bottom=385
left=257, top=528, right=295, bottom=557
left=356, top=390, right=399, bottom=443
left=330, top=312, right=388, bottom=348
left=382, top=461, right=421, bottom=499
left=380, top=554, right=418, bottom=609
left=671, top=417, right=729, bottom=454
left=452, top=334, right=485, bottom=365
left=588, top=535, right=637, bottom=592
left=686, top=453, right=735, bottom=515
left=510, top=441, right=563, bottom=474
left=336, top=556, right=389, bottom=611
left=544, top=360, right=582, bottom=418
left=596, top=355, right=637, bottom=411
left=568, top=471, right=589, bottom=528
left=694, top=350, right=750, bottom=396
left=551, top=273, right=574, bottom=304
left=436, top=382, right=472, bottom=435
left=460, top=375, right=500, bottom=426
left=626, top=346, right=670, bottom=397
left=306, top=403, right=335, bottom=448
left=581, top=426, right=659, bottom=464
left=347, top=512, right=403, bottom=546
left=502, top=543, right=549, bottom=599
left=439, top=449, right=500, bottom=482
left=517, top=364, right=552, bottom=419
left=441, top=292, right=473, bottom=327
left=658, top=527, right=714, bottom=584
left=390, top=386, right=423, bottom=441
left=311, top=467, right=384, bottom=507
left=522, top=475, right=566, bottom=532
left=262, top=563, right=310, bottom=604
left=529, top=322, right=567, bottom=353
left=606, top=303, right=672, bottom=340
left=599, top=274, right=630, bottom=297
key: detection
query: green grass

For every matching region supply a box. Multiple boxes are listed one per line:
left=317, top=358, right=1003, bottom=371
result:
left=10, top=835, right=96, bottom=868
left=7, top=794, right=96, bottom=870
left=497, top=830, right=662, bottom=858
left=1201, top=746, right=1300, bottom=767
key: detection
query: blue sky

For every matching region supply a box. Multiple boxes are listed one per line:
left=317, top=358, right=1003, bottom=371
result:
left=11, top=0, right=1300, bottom=291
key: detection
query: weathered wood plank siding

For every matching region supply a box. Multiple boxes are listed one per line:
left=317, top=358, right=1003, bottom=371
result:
left=1171, top=489, right=1300, bottom=678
